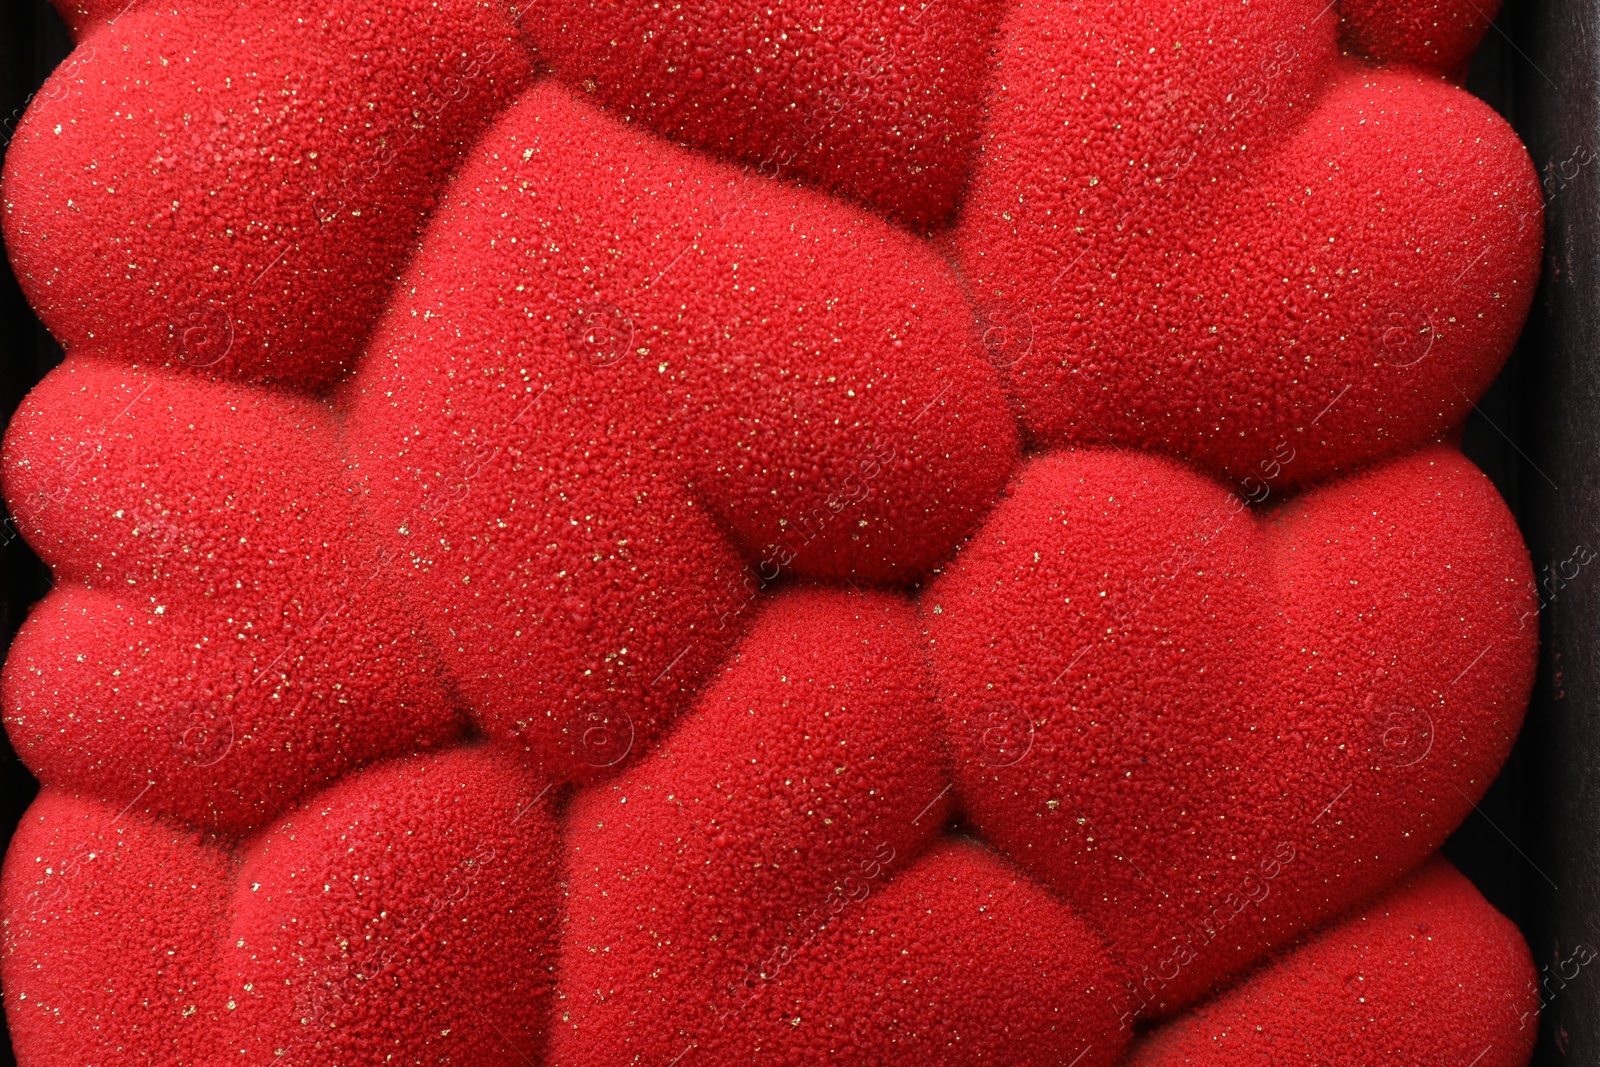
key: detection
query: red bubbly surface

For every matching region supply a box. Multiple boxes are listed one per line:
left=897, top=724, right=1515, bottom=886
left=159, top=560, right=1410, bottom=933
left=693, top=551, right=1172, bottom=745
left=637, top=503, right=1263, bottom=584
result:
left=0, top=0, right=1543, bottom=1060
left=1127, top=859, right=1539, bottom=1067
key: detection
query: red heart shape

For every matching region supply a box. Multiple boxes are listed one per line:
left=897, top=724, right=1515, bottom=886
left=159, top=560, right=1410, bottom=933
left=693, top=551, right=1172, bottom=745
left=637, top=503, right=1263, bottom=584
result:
left=924, top=445, right=1535, bottom=1013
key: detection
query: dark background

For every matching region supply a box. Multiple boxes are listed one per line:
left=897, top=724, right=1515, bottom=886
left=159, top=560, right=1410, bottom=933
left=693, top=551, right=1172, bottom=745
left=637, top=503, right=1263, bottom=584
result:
left=0, top=0, right=1592, bottom=1063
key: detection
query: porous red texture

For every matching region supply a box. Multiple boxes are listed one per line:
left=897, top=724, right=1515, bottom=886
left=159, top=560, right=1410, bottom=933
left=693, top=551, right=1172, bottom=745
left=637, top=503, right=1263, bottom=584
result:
left=226, top=748, right=561, bottom=1065
left=0, top=0, right=1546, bottom=1061
left=0, top=792, right=233, bottom=1065
left=345, top=82, right=1017, bottom=596
left=558, top=589, right=1121, bottom=1066
left=957, top=0, right=1541, bottom=486
left=1, top=359, right=458, bottom=834
left=1340, top=0, right=1500, bottom=78
left=924, top=445, right=1534, bottom=1015
left=523, top=0, right=1007, bottom=227
left=1127, top=859, right=1539, bottom=1067
left=709, top=838, right=1124, bottom=1067
left=3, top=0, right=530, bottom=388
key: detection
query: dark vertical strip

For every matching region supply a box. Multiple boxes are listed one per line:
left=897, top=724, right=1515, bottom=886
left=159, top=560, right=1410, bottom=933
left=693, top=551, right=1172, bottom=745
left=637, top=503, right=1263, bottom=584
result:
left=1507, top=0, right=1600, bottom=1059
